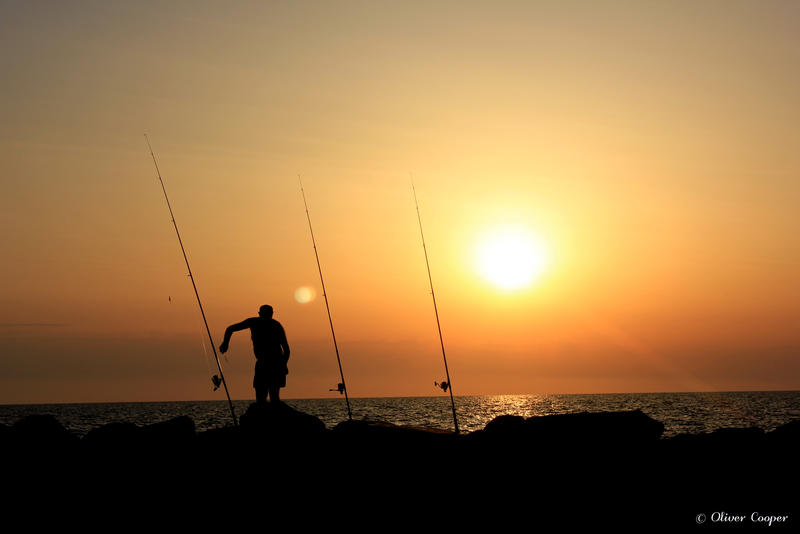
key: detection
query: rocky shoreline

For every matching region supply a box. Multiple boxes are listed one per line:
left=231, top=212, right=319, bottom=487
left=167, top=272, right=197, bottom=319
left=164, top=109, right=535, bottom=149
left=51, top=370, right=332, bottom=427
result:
left=3, top=404, right=797, bottom=527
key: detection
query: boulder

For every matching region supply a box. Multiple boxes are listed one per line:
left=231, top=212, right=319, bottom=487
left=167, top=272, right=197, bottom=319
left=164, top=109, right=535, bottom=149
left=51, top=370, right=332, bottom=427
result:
left=83, top=422, right=144, bottom=449
left=709, top=426, right=765, bottom=444
left=196, top=425, right=240, bottom=449
left=239, top=401, right=327, bottom=437
left=483, top=414, right=526, bottom=434
left=142, top=416, right=196, bottom=445
left=473, top=410, right=664, bottom=449
left=768, top=419, right=800, bottom=444
left=522, top=410, right=665, bottom=445
left=11, top=414, right=78, bottom=448
left=331, top=419, right=456, bottom=476
left=333, top=419, right=453, bottom=441
left=0, top=423, right=12, bottom=443
left=84, top=416, right=197, bottom=449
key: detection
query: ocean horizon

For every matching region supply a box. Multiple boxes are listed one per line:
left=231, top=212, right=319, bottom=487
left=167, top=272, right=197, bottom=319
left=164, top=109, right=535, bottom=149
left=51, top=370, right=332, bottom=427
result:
left=2, top=390, right=798, bottom=438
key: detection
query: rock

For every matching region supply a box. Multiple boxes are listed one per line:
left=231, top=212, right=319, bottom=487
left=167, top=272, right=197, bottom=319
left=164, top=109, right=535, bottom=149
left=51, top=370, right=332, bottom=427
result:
left=709, top=426, right=765, bottom=444
left=332, top=419, right=455, bottom=463
left=142, top=416, right=195, bottom=445
left=483, top=414, right=526, bottom=434
left=473, top=410, right=664, bottom=448
left=522, top=410, right=665, bottom=445
left=84, top=417, right=197, bottom=451
left=0, top=423, right=12, bottom=443
left=196, top=425, right=240, bottom=449
left=11, top=414, right=78, bottom=448
left=83, top=422, right=144, bottom=448
left=239, top=402, right=327, bottom=437
left=331, top=419, right=455, bottom=477
left=226, top=402, right=329, bottom=479
left=768, top=419, right=800, bottom=444
left=665, top=432, right=706, bottom=444
left=333, top=419, right=453, bottom=440
left=664, top=427, right=766, bottom=459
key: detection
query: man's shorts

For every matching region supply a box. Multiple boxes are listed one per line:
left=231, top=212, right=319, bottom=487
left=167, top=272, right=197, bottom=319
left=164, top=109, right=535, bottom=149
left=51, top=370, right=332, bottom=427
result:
left=253, top=358, right=287, bottom=389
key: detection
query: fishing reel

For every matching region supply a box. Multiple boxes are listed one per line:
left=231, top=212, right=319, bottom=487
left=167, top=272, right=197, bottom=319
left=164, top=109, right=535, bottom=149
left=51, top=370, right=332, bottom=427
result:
left=435, top=380, right=450, bottom=393
left=212, top=375, right=223, bottom=391
left=329, top=383, right=346, bottom=395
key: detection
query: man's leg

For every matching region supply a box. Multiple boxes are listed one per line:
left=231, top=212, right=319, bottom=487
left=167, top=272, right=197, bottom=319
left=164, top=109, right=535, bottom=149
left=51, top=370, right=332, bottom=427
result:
left=268, top=386, right=280, bottom=405
left=254, top=360, right=266, bottom=404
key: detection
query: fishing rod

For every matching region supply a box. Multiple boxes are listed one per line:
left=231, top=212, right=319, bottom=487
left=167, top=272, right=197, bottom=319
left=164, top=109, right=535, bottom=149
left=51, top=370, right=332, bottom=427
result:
left=298, top=175, right=353, bottom=421
left=145, top=134, right=238, bottom=427
left=412, top=181, right=460, bottom=434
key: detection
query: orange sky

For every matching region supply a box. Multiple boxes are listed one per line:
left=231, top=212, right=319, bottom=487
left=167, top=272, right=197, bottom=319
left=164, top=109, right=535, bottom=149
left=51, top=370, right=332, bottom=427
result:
left=1, top=1, right=798, bottom=404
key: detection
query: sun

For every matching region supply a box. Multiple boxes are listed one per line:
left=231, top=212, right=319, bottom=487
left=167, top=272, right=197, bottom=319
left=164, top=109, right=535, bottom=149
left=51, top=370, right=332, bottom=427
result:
left=475, top=226, right=549, bottom=290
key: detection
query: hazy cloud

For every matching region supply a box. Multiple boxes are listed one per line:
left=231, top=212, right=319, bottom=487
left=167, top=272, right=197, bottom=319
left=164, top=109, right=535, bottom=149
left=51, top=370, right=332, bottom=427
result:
left=0, top=323, right=69, bottom=328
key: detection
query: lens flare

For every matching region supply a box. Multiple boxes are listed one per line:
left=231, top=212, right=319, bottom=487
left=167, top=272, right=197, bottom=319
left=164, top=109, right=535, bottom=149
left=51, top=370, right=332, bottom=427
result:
left=294, top=286, right=317, bottom=304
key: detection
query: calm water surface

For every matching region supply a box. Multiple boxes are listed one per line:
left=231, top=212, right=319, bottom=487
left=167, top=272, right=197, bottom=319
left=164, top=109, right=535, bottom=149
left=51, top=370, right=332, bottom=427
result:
left=1, top=391, right=798, bottom=438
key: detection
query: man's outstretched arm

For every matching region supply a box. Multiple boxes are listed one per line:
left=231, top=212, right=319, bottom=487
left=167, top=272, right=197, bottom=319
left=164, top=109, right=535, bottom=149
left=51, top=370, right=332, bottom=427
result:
left=219, top=319, right=251, bottom=353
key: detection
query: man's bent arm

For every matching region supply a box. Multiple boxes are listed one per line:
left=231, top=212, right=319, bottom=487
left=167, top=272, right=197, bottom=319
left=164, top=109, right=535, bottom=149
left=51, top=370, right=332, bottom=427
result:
left=219, top=320, right=251, bottom=353
left=280, top=327, right=290, bottom=363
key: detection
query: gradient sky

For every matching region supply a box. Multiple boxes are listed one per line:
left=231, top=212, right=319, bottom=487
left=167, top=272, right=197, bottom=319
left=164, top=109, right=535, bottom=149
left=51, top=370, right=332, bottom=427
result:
left=1, top=1, right=798, bottom=404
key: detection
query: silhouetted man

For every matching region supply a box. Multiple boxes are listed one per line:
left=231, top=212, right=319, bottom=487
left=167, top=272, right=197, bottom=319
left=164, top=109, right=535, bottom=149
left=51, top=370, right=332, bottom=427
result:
left=219, top=304, right=290, bottom=405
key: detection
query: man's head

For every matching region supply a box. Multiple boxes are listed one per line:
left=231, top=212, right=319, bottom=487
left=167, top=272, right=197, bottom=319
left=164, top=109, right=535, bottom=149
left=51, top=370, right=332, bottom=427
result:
left=259, top=304, right=274, bottom=318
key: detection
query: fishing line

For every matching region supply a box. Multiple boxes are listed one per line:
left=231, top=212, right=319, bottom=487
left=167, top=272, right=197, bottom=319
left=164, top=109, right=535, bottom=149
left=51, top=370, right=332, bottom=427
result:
left=298, top=175, right=353, bottom=421
left=412, top=179, right=460, bottom=434
left=145, top=134, right=237, bottom=426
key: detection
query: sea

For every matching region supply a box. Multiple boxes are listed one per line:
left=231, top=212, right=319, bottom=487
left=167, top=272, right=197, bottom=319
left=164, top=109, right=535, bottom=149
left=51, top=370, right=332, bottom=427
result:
left=2, top=391, right=799, bottom=438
